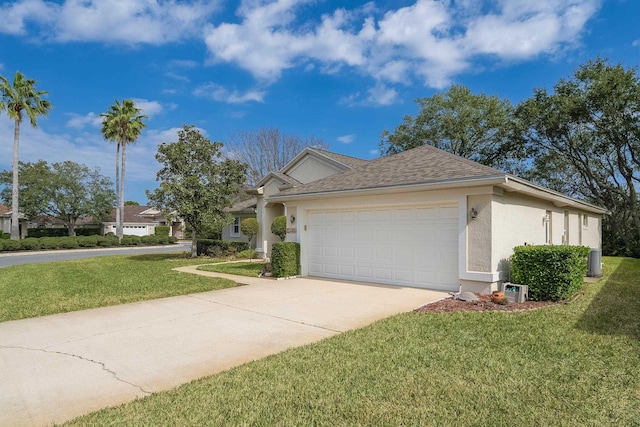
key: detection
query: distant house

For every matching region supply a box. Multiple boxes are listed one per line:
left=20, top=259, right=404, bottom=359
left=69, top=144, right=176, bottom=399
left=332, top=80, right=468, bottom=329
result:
left=0, top=203, right=27, bottom=237
left=248, top=145, right=607, bottom=294
left=101, top=205, right=184, bottom=238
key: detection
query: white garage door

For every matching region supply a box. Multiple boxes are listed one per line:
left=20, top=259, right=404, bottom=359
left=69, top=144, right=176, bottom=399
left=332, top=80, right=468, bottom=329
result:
left=308, top=204, right=459, bottom=291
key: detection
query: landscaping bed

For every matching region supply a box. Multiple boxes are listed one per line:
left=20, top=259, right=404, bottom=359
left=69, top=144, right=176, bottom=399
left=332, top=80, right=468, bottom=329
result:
left=416, top=293, right=556, bottom=313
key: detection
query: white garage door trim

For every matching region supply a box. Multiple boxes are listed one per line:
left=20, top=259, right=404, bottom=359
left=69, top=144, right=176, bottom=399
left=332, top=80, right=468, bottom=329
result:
left=308, top=204, right=459, bottom=291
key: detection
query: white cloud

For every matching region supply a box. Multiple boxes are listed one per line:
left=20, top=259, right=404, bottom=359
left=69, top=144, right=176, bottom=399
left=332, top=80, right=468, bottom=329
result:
left=168, top=59, right=198, bottom=68
left=366, top=83, right=397, bottom=106
left=193, top=83, right=265, bottom=104
left=65, top=112, right=103, bottom=129
left=131, top=99, right=163, bottom=117
left=337, top=134, right=355, bottom=144
left=202, top=0, right=600, bottom=90
left=633, top=40, right=640, bottom=47
left=0, top=0, right=221, bottom=44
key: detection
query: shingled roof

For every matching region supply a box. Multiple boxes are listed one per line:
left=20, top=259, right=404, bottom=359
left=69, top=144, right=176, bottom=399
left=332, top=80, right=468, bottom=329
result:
left=272, top=144, right=505, bottom=198
left=308, top=148, right=370, bottom=169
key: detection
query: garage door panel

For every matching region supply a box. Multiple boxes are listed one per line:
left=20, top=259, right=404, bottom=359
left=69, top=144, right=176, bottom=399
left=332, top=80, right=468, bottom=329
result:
left=309, top=205, right=459, bottom=291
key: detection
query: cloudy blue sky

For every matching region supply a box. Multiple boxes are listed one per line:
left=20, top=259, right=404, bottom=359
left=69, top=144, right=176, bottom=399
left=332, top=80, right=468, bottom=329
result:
left=0, top=0, right=638, bottom=204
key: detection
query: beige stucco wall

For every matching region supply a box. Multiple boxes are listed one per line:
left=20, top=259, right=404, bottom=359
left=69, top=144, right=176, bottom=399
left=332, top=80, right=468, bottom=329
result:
left=221, top=213, right=253, bottom=243
left=285, top=156, right=344, bottom=184
left=467, top=194, right=492, bottom=272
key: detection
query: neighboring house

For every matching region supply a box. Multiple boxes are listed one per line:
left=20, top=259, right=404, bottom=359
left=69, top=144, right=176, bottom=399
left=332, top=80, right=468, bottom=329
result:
left=0, top=203, right=27, bottom=237
left=250, top=145, right=607, bottom=294
left=101, top=205, right=184, bottom=238
left=223, top=197, right=257, bottom=244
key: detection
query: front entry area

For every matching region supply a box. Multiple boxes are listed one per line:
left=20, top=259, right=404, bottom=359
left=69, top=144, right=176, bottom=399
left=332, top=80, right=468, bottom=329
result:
left=308, top=204, right=459, bottom=291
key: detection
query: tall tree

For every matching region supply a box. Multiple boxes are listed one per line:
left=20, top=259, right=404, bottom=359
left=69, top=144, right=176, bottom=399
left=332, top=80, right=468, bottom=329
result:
left=147, top=125, right=247, bottom=257
left=227, top=127, right=328, bottom=185
left=100, top=99, right=147, bottom=240
left=516, top=58, right=640, bottom=256
left=380, top=85, right=521, bottom=171
left=0, top=160, right=115, bottom=235
left=0, top=71, right=52, bottom=240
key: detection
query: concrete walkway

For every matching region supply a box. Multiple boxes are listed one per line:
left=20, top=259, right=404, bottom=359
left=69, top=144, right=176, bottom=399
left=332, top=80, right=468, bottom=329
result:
left=0, top=267, right=447, bottom=426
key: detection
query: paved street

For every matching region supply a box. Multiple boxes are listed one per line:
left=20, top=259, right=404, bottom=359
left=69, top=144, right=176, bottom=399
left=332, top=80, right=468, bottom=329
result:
left=0, top=243, right=191, bottom=268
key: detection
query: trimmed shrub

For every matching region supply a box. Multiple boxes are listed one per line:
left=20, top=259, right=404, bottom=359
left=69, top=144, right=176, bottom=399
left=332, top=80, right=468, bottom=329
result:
left=271, top=215, right=287, bottom=241
left=59, top=237, right=79, bottom=249
left=155, top=225, right=170, bottom=237
left=237, top=249, right=259, bottom=259
left=39, top=237, right=61, bottom=250
left=271, top=242, right=300, bottom=277
left=1, top=232, right=10, bottom=239
left=240, top=218, right=259, bottom=246
left=141, top=235, right=159, bottom=245
left=196, top=239, right=249, bottom=257
left=168, top=236, right=178, bottom=244
left=511, top=245, right=590, bottom=301
left=156, top=235, right=170, bottom=245
left=2, top=239, right=22, bottom=251
left=77, top=235, right=99, bottom=248
left=76, top=228, right=101, bottom=236
left=27, top=228, right=69, bottom=238
left=20, top=238, right=41, bottom=250
left=97, top=235, right=119, bottom=247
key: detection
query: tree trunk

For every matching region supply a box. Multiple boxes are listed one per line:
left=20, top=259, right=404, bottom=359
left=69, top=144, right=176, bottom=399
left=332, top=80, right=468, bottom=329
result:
left=68, top=220, right=76, bottom=237
left=10, top=118, right=21, bottom=240
left=115, top=142, right=121, bottom=239
left=191, top=232, right=197, bottom=258
left=119, top=143, right=126, bottom=241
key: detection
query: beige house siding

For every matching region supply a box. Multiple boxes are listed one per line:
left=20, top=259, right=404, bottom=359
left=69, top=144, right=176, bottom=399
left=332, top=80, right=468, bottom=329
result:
left=221, top=213, right=253, bottom=243
left=466, top=194, right=492, bottom=273
left=284, top=156, right=344, bottom=184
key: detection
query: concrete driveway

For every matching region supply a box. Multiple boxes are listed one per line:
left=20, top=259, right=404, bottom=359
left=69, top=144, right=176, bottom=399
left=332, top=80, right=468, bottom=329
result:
left=0, top=269, right=447, bottom=426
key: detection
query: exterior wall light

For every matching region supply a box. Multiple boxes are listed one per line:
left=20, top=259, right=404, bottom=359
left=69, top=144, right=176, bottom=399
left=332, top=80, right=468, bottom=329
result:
left=470, top=207, right=478, bottom=220
left=290, top=215, right=296, bottom=224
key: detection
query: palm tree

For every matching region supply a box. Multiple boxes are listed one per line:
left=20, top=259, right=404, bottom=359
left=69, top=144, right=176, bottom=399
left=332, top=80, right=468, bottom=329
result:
left=0, top=72, right=52, bottom=240
left=100, top=99, right=147, bottom=240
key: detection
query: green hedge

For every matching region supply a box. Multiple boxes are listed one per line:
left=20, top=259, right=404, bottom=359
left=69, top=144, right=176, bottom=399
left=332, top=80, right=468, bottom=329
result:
left=196, top=239, right=249, bottom=257
left=0, top=233, right=180, bottom=252
left=0, top=232, right=10, bottom=240
left=271, top=242, right=300, bottom=278
left=20, top=237, right=41, bottom=250
left=27, top=227, right=101, bottom=238
left=511, top=245, right=590, bottom=301
left=1, top=239, right=21, bottom=251
left=155, top=225, right=170, bottom=237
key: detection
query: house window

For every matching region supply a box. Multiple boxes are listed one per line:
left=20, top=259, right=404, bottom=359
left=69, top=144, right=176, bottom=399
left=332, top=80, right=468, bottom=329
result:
left=563, top=210, right=570, bottom=245
left=583, top=215, right=589, bottom=228
left=231, top=217, right=240, bottom=237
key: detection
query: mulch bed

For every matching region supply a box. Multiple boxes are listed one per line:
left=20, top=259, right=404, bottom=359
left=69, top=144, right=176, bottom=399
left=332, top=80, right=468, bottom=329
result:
left=415, top=293, right=555, bottom=313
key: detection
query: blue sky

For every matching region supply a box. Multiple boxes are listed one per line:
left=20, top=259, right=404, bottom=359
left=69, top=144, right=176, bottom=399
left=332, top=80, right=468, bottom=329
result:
left=0, top=0, right=638, bottom=204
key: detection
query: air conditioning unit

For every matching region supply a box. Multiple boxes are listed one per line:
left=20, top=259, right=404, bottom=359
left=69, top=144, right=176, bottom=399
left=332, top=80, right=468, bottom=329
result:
left=587, top=248, right=602, bottom=277
left=499, top=282, right=528, bottom=303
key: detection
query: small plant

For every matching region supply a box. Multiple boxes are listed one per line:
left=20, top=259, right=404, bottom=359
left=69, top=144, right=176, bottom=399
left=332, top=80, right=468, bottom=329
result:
left=271, top=215, right=287, bottom=241
left=240, top=218, right=259, bottom=248
left=237, top=249, right=259, bottom=259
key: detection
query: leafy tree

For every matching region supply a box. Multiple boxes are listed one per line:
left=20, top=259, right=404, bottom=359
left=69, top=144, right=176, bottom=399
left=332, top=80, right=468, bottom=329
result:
left=100, top=99, right=147, bottom=240
left=240, top=217, right=259, bottom=248
left=146, top=125, right=247, bottom=257
left=516, top=58, right=640, bottom=256
left=0, top=71, right=52, bottom=239
left=227, top=127, right=329, bottom=185
left=271, top=215, right=287, bottom=241
left=0, top=161, right=115, bottom=236
left=124, top=200, right=140, bottom=206
left=380, top=85, right=521, bottom=171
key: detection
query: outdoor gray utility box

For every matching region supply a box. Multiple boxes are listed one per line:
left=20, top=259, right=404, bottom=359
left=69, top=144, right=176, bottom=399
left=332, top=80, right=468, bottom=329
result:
left=499, top=282, right=528, bottom=303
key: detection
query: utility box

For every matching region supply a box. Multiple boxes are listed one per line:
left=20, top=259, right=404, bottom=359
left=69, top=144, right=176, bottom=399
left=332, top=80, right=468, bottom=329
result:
left=587, top=248, right=602, bottom=277
left=499, top=282, right=529, bottom=303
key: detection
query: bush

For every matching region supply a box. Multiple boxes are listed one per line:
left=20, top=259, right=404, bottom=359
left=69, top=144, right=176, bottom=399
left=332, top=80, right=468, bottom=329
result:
left=39, top=237, right=61, bottom=250
left=77, top=235, right=99, bottom=248
left=1, top=232, right=10, bottom=239
left=59, top=237, right=79, bottom=249
left=511, top=245, right=590, bottom=301
left=141, top=235, right=159, bottom=245
left=156, top=235, right=170, bottom=245
left=1, top=239, right=22, bottom=251
left=120, top=235, right=142, bottom=246
left=237, top=249, right=259, bottom=259
left=240, top=218, right=259, bottom=245
left=97, top=236, right=119, bottom=247
left=76, top=228, right=101, bottom=236
left=168, top=236, right=178, bottom=244
left=20, top=238, right=41, bottom=250
left=271, top=242, right=300, bottom=277
left=27, top=228, right=69, bottom=238
left=155, top=225, right=170, bottom=237
left=271, top=215, right=287, bottom=241
left=196, top=239, right=249, bottom=257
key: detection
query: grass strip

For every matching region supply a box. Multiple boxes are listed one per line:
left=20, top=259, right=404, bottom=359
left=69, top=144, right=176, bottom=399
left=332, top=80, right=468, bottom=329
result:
left=197, top=261, right=264, bottom=277
left=66, top=257, right=640, bottom=426
left=0, top=253, right=233, bottom=322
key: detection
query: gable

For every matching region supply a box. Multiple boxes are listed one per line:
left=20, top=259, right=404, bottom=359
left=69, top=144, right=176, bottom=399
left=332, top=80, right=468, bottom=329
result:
left=283, top=152, right=348, bottom=184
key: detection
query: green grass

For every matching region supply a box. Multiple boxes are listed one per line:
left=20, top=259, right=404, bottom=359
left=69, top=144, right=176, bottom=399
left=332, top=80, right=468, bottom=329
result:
left=65, top=256, right=640, bottom=426
left=0, top=253, right=234, bottom=322
left=197, top=261, right=264, bottom=277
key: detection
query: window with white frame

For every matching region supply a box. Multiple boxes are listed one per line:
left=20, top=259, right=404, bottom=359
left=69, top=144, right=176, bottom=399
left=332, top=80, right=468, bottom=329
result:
left=230, top=217, right=240, bottom=237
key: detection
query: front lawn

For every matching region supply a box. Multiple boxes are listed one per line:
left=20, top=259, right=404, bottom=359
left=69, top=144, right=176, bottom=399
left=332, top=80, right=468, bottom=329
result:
left=66, top=257, right=640, bottom=426
left=0, top=253, right=234, bottom=322
left=197, top=261, right=264, bottom=277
